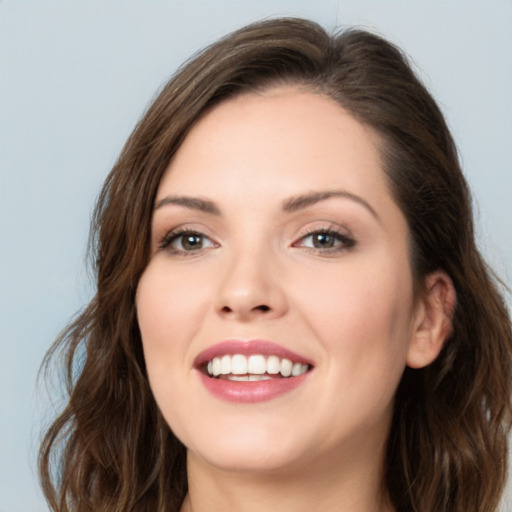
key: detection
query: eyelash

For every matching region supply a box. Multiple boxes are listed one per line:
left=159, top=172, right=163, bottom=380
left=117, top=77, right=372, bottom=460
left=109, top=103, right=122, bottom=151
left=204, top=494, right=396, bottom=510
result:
left=294, top=228, right=356, bottom=254
left=158, top=228, right=217, bottom=255
left=158, top=227, right=356, bottom=256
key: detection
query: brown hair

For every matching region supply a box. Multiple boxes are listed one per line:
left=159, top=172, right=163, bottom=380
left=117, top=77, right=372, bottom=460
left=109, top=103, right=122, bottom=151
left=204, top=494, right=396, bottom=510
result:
left=39, top=17, right=512, bottom=512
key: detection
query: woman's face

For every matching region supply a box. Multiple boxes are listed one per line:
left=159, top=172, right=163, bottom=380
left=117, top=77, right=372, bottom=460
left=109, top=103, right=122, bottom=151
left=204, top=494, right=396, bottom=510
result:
left=136, top=87, right=424, bottom=475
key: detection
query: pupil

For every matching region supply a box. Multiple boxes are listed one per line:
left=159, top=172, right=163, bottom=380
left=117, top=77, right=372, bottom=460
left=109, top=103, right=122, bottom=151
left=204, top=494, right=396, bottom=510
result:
left=313, top=233, right=334, bottom=248
left=183, top=234, right=202, bottom=250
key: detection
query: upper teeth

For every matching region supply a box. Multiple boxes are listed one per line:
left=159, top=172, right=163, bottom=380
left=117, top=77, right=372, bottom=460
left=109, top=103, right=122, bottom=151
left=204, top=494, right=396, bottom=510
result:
left=206, top=354, right=309, bottom=378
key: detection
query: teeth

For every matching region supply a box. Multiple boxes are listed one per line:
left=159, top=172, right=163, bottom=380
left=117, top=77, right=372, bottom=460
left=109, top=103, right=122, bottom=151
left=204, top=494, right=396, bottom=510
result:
left=292, top=362, right=303, bottom=376
left=229, top=375, right=249, bottom=381
left=231, top=354, right=247, bottom=375
left=221, top=354, right=231, bottom=375
left=267, top=355, right=280, bottom=374
left=228, top=375, right=273, bottom=382
left=212, top=357, right=221, bottom=377
left=249, top=374, right=272, bottom=381
left=280, top=358, right=293, bottom=377
left=247, top=355, right=266, bottom=374
left=205, top=354, right=310, bottom=379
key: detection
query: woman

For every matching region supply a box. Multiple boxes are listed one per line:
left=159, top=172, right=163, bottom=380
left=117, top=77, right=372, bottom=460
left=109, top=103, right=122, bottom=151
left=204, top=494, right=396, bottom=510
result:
left=39, top=17, right=512, bottom=512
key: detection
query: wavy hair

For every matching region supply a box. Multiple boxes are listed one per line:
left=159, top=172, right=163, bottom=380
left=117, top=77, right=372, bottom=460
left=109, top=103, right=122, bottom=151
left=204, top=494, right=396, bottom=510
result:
left=39, top=17, right=512, bottom=512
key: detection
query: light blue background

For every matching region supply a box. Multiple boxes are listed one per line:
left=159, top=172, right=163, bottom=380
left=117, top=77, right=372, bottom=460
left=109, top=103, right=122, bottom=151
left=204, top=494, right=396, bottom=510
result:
left=1, top=1, right=511, bottom=511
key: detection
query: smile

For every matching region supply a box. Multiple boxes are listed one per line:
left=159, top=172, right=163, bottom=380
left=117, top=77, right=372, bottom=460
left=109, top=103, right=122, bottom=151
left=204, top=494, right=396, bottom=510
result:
left=206, top=354, right=310, bottom=380
left=194, top=340, right=314, bottom=403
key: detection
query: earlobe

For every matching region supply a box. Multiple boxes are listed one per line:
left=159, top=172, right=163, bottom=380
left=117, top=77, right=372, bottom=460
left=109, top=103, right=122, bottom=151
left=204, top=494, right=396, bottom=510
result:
left=406, top=271, right=457, bottom=369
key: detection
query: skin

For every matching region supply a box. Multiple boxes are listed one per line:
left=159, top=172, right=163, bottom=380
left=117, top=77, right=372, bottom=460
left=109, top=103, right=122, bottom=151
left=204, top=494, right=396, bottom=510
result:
left=136, top=87, right=454, bottom=512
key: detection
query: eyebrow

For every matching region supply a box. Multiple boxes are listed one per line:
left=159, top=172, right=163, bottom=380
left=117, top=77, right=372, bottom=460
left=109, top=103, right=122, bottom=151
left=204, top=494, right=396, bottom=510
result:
left=282, top=190, right=380, bottom=221
left=154, top=195, right=221, bottom=215
left=154, top=189, right=379, bottom=221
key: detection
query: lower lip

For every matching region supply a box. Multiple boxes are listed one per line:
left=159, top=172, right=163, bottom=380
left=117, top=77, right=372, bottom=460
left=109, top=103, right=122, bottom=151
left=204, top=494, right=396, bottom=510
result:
left=197, top=371, right=310, bottom=403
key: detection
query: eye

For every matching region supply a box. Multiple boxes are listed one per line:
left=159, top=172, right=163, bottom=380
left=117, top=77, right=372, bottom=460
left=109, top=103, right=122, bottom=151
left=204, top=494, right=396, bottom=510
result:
left=294, top=229, right=355, bottom=253
left=159, top=229, right=217, bottom=254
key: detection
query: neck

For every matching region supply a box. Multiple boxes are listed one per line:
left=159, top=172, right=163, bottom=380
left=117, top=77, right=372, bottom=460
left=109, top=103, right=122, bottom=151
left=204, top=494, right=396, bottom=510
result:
left=180, top=448, right=394, bottom=512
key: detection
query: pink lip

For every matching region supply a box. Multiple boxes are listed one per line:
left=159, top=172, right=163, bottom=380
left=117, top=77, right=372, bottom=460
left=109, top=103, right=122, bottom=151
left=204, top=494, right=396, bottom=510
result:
left=193, top=340, right=314, bottom=403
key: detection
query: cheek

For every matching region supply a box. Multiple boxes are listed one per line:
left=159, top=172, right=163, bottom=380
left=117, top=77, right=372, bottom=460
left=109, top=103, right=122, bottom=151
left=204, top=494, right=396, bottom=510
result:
left=136, top=262, right=209, bottom=354
left=135, top=264, right=206, bottom=427
left=296, top=255, right=415, bottom=382
left=136, top=264, right=196, bottom=400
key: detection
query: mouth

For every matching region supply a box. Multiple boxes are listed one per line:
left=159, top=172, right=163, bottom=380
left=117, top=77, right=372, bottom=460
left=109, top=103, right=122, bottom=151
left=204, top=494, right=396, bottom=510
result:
left=194, top=340, right=314, bottom=402
left=203, top=354, right=312, bottom=381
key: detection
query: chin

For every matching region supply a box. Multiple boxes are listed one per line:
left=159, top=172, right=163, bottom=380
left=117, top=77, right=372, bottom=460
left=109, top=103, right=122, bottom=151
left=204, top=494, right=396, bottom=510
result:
left=190, top=443, right=304, bottom=475
left=180, top=420, right=310, bottom=475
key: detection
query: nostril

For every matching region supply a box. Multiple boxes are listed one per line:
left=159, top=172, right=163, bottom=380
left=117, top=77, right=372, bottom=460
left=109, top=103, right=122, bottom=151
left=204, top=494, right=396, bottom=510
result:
left=218, top=304, right=272, bottom=316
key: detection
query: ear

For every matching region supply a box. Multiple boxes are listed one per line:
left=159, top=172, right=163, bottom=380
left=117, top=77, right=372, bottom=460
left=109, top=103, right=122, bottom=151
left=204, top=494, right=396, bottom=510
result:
left=406, top=271, right=457, bottom=369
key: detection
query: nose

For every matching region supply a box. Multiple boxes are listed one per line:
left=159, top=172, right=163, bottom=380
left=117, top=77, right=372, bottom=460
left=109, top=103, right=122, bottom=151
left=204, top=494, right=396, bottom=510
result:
left=214, top=248, right=288, bottom=322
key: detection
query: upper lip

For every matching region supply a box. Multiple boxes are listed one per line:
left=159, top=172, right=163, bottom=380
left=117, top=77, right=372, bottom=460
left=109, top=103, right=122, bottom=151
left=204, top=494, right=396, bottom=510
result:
left=193, top=339, right=314, bottom=368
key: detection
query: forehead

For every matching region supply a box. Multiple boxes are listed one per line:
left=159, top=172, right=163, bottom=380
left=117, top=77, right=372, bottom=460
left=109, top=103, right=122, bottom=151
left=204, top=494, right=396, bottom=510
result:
left=158, top=86, right=389, bottom=204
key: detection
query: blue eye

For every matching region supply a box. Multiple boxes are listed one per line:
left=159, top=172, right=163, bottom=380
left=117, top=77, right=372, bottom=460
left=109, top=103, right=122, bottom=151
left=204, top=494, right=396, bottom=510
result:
left=296, top=229, right=355, bottom=252
left=160, top=230, right=216, bottom=253
left=305, top=232, right=339, bottom=249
